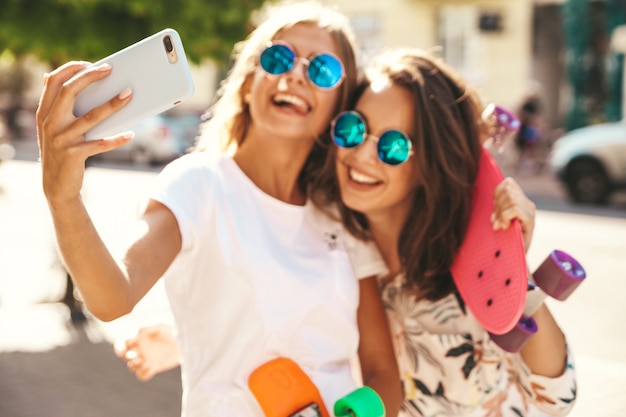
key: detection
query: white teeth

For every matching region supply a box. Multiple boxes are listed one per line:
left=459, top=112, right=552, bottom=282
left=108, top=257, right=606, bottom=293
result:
left=349, top=168, right=379, bottom=184
left=273, top=93, right=309, bottom=112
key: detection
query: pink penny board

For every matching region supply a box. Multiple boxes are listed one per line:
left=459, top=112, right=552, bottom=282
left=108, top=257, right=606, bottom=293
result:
left=450, top=147, right=528, bottom=335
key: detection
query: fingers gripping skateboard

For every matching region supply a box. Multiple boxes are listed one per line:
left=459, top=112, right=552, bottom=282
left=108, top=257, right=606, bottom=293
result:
left=248, top=357, right=385, bottom=417
left=489, top=250, right=586, bottom=352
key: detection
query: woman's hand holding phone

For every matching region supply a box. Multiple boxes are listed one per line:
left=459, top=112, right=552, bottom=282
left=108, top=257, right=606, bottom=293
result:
left=37, top=61, right=134, bottom=208
left=37, top=28, right=194, bottom=207
left=73, top=29, right=194, bottom=141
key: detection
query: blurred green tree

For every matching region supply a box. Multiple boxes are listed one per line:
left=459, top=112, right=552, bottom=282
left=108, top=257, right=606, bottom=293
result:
left=0, top=0, right=265, bottom=139
left=0, top=0, right=265, bottom=65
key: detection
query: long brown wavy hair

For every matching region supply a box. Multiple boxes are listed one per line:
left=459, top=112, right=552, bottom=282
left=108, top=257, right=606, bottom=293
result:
left=312, top=48, right=489, bottom=300
left=194, top=0, right=360, bottom=197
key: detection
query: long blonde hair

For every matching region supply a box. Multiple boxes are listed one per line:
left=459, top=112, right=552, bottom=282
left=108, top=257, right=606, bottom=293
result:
left=194, top=1, right=360, bottom=158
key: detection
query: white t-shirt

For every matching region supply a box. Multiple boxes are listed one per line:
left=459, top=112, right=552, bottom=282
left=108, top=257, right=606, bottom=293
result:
left=151, top=152, right=386, bottom=417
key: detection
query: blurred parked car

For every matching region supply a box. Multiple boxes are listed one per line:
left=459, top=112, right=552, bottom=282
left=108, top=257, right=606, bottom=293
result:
left=549, top=121, right=626, bottom=205
left=93, top=110, right=202, bottom=166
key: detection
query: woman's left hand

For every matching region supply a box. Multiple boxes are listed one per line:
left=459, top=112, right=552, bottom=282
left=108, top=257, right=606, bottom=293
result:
left=490, top=177, right=536, bottom=252
left=114, top=323, right=181, bottom=381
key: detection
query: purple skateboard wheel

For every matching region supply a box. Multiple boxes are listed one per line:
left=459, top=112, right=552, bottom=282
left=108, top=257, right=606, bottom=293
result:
left=489, top=315, right=538, bottom=352
left=482, top=104, right=521, bottom=149
left=488, top=250, right=586, bottom=352
left=492, top=105, right=521, bottom=131
left=533, top=250, right=586, bottom=301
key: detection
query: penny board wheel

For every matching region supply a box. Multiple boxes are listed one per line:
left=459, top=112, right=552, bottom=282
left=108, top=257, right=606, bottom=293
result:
left=334, top=387, right=384, bottom=417
left=482, top=104, right=521, bottom=148
left=451, top=147, right=528, bottom=335
left=533, top=250, right=586, bottom=301
left=489, top=315, right=538, bottom=352
left=492, top=105, right=521, bottom=131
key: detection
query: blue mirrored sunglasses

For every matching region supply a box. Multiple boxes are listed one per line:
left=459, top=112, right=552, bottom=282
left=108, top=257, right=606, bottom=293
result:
left=331, top=111, right=413, bottom=166
left=259, top=43, right=344, bottom=90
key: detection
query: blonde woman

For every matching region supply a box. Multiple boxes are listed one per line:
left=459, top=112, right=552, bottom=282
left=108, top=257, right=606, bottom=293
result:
left=36, top=2, right=401, bottom=415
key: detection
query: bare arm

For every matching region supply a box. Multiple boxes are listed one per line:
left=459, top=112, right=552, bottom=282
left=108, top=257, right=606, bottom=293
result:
left=357, top=277, right=402, bottom=417
left=48, top=193, right=180, bottom=322
left=37, top=62, right=181, bottom=321
left=491, top=178, right=567, bottom=377
left=519, top=305, right=567, bottom=377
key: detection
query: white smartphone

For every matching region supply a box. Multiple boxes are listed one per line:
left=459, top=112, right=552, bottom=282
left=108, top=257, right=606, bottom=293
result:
left=73, top=28, right=195, bottom=140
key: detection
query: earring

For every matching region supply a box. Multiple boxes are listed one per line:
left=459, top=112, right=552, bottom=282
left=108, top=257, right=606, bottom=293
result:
left=244, top=93, right=251, bottom=104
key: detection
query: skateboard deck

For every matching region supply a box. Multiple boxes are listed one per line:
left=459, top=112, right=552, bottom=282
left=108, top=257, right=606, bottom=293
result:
left=450, top=146, right=528, bottom=335
left=249, top=357, right=331, bottom=417
left=451, top=104, right=586, bottom=344
left=248, top=357, right=384, bottom=417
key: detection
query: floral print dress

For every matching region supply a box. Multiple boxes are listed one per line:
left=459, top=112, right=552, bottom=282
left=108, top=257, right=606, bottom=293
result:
left=380, top=273, right=577, bottom=417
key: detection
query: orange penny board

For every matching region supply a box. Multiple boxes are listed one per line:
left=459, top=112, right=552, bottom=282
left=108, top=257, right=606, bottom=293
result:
left=248, top=357, right=330, bottom=417
left=450, top=147, right=527, bottom=335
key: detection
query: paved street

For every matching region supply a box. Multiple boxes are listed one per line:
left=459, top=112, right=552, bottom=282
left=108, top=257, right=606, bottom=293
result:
left=0, top=156, right=181, bottom=417
left=1, top=142, right=625, bottom=416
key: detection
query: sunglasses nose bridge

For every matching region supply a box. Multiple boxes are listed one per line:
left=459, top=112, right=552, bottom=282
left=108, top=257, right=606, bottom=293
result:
left=364, top=133, right=380, bottom=145
left=295, top=56, right=311, bottom=69
left=351, top=133, right=380, bottom=162
left=284, top=56, right=309, bottom=81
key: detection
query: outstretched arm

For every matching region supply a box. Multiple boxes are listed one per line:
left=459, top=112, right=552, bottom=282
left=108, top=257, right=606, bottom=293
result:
left=37, top=62, right=181, bottom=321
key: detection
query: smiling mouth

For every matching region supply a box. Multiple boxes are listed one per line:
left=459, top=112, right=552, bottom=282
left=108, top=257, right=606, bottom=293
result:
left=272, top=93, right=311, bottom=115
left=348, top=167, right=381, bottom=185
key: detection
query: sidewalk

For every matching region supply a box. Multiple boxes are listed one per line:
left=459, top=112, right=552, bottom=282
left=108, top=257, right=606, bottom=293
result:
left=0, top=157, right=181, bottom=417
left=0, top=320, right=182, bottom=417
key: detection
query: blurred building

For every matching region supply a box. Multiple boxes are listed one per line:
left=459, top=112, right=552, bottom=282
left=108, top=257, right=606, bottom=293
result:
left=325, top=0, right=625, bottom=133
left=324, top=0, right=534, bottom=113
left=533, top=0, right=625, bottom=131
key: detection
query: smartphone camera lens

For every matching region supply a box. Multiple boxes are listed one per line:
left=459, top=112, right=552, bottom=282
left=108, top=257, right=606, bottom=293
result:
left=163, top=33, right=179, bottom=64
left=163, top=35, right=174, bottom=53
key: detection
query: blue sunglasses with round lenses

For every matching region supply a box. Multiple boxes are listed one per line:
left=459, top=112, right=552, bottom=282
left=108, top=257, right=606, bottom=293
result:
left=259, top=43, right=344, bottom=90
left=331, top=111, right=413, bottom=166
